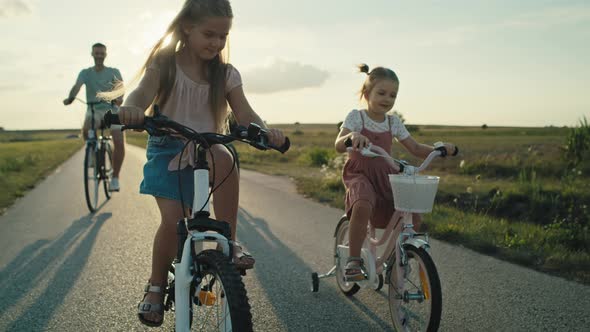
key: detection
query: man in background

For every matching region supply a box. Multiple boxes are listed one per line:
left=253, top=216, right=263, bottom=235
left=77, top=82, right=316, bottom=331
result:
left=63, top=42, right=125, bottom=191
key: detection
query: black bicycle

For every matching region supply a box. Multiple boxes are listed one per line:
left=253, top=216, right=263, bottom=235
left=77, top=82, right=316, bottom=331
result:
left=68, top=98, right=115, bottom=212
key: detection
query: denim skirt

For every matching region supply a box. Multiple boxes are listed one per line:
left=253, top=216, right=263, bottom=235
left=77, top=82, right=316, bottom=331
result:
left=140, top=135, right=194, bottom=206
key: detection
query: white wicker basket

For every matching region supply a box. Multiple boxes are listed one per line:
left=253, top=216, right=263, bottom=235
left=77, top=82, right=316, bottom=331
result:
left=388, top=174, right=440, bottom=213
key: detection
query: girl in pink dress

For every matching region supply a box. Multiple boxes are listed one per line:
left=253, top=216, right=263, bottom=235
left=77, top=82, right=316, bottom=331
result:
left=334, top=64, right=456, bottom=281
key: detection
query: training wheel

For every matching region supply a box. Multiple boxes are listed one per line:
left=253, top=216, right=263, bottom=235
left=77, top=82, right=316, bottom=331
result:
left=311, top=272, right=319, bottom=292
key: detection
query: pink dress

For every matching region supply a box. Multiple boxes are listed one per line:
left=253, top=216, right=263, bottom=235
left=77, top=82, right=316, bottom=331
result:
left=343, top=111, right=399, bottom=229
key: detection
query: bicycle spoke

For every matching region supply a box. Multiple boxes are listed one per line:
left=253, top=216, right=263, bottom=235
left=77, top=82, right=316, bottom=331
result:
left=195, top=271, right=233, bottom=331
left=389, top=247, right=441, bottom=332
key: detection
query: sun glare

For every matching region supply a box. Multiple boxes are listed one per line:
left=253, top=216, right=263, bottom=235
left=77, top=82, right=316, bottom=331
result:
left=162, top=34, right=172, bottom=47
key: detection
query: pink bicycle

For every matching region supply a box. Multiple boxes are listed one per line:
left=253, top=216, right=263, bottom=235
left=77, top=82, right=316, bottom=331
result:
left=311, top=140, right=458, bottom=332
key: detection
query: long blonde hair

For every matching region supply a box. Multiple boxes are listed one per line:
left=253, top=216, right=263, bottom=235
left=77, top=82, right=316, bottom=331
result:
left=102, top=0, right=233, bottom=132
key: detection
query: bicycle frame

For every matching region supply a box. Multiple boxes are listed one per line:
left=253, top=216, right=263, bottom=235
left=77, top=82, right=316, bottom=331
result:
left=331, top=209, right=430, bottom=289
left=173, top=145, right=233, bottom=331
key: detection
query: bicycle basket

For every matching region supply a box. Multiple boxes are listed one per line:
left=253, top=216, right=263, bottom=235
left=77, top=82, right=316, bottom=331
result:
left=388, top=174, right=440, bottom=213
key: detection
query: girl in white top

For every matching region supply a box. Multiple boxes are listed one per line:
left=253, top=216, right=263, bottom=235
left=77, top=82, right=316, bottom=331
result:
left=103, top=0, right=285, bottom=326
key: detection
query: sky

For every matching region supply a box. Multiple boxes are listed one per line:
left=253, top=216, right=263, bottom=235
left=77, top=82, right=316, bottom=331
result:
left=0, top=0, right=588, bottom=129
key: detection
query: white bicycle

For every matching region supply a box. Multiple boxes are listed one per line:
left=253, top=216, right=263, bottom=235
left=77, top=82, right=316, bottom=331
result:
left=311, top=139, right=458, bottom=332
left=105, top=107, right=290, bottom=331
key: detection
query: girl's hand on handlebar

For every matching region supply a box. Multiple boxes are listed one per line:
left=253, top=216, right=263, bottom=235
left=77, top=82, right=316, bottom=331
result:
left=349, top=132, right=370, bottom=150
left=444, top=143, right=458, bottom=156
left=118, top=106, right=145, bottom=126
left=266, top=128, right=285, bottom=147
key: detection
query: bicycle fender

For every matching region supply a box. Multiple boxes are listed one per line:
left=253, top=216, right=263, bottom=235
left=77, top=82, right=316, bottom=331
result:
left=404, top=238, right=431, bottom=252
left=334, top=215, right=349, bottom=237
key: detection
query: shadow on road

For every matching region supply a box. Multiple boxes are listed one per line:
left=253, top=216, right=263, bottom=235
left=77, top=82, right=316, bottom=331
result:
left=0, top=212, right=110, bottom=330
left=237, top=207, right=393, bottom=331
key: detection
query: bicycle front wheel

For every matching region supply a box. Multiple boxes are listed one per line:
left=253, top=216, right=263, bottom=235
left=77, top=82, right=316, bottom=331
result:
left=192, top=250, right=252, bottom=331
left=388, top=245, right=442, bottom=332
left=83, top=144, right=100, bottom=212
left=101, top=141, right=113, bottom=199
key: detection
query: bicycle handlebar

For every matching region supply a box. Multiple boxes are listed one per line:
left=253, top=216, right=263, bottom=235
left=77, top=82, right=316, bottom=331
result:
left=74, top=98, right=114, bottom=107
left=103, top=110, right=291, bottom=154
left=343, top=137, right=459, bottom=175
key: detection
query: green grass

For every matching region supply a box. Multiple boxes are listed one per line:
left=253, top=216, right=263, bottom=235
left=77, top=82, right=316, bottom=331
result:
left=123, top=123, right=589, bottom=283
left=423, top=206, right=589, bottom=283
left=241, top=124, right=589, bottom=284
left=125, top=130, right=149, bottom=149
left=0, top=130, right=83, bottom=213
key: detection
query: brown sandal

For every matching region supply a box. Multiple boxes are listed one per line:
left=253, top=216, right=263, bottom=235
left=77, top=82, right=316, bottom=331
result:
left=233, top=242, right=255, bottom=270
left=137, top=283, right=165, bottom=327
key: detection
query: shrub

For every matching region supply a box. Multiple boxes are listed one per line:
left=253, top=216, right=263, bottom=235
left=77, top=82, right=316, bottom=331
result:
left=564, top=117, right=590, bottom=167
left=298, top=147, right=336, bottom=167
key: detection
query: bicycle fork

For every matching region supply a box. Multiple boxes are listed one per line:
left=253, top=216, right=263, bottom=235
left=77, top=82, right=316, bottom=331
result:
left=386, top=213, right=431, bottom=303
left=174, top=220, right=233, bottom=330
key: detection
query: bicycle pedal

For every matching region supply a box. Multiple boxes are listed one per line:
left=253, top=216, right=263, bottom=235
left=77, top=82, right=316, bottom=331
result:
left=343, top=274, right=368, bottom=283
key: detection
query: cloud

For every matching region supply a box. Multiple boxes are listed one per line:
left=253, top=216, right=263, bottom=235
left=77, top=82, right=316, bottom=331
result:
left=242, top=59, right=330, bottom=94
left=415, top=4, right=590, bottom=47
left=500, top=5, right=590, bottom=29
left=0, top=0, right=32, bottom=18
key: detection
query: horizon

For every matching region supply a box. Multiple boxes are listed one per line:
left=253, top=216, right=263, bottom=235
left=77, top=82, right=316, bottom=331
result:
left=0, top=122, right=576, bottom=132
left=1, top=0, right=589, bottom=130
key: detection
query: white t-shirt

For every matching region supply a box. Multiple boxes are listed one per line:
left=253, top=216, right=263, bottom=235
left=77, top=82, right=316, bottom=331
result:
left=341, top=109, right=410, bottom=141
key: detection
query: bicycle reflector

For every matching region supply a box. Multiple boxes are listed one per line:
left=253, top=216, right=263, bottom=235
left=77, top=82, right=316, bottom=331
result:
left=198, top=290, right=217, bottom=306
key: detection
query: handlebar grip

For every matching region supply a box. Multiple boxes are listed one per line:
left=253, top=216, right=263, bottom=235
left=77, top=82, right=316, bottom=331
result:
left=344, top=137, right=352, bottom=148
left=434, top=146, right=448, bottom=157
left=270, top=137, right=291, bottom=154
left=103, top=110, right=145, bottom=131
left=103, top=110, right=120, bottom=128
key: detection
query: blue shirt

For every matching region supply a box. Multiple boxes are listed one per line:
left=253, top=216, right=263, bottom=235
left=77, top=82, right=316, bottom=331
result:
left=76, top=66, right=122, bottom=112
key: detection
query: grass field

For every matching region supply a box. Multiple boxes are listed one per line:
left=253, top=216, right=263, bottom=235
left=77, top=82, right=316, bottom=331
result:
left=126, top=123, right=589, bottom=284
left=0, top=130, right=83, bottom=213
left=10, top=123, right=589, bottom=284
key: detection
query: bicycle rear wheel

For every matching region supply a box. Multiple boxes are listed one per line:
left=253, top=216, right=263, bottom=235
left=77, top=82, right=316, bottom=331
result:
left=334, top=217, right=361, bottom=296
left=83, top=144, right=101, bottom=212
left=101, top=141, right=113, bottom=199
left=388, top=245, right=442, bottom=332
left=192, top=250, right=252, bottom=331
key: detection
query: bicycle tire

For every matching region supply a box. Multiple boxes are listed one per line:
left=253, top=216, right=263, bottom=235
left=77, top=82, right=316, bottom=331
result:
left=83, top=144, right=100, bottom=212
left=102, top=141, right=113, bottom=199
left=191, top=249, right=252, bottom=331
left=388, top=245, right=442, bottom=332
left=334, top=218, right=361, bottom=296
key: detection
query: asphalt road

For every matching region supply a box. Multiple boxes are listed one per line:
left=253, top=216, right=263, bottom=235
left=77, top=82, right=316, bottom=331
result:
left=0, top=144, right=588, bottom=331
